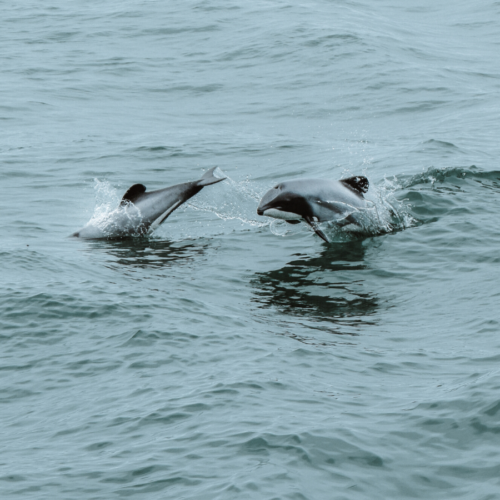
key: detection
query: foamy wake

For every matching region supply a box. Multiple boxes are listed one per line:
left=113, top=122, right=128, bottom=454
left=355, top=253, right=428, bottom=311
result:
left=82, top=179, right=144, bottom=238
left=184, top=169, right=265, bottom=226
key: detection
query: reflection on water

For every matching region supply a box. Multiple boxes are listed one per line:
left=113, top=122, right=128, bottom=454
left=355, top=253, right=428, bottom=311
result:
left=251, top=241, right=379, bottom=335
left=83, top=237, right=209, bottom=270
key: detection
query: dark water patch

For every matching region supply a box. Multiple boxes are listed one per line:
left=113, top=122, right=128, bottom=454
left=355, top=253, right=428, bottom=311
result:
left=217, top=47, right=266, bottom=63
left=0, top=388, right=39, bottom=403
left=242, top=434, right=311, bottom=463
left=476, top=319, right=500, bottom=334
left=46, top=31, right=80, bottom=42
left=149, top=83, right=223, bottom=95
left=130, top=145, right=180, bottom=153
left=392, top=100, right=451, bottom=114
left=127, top=358, right=176, bottom=370
left=121, top=329, right=161, bottom=348
left=84, top=441, right=113, bottom=452
left=121, top=328, right=200, bottom=348
left=0, top=475, right=26, bottom=483
left=65, top=358, right=123, bottom=378
left=125, top=145, right=191, bottom=160
left=193, top=2, right=242, bottom=12
left=252, top=242, right=379, bottom=326
left=0, top=361, right=40, bottom=373
left=303, top=33, right=362, bottom=48
left=116, top=476, right=202, bottom=496
left=277, top=331, right=358, bottom=348
left=88, top=57, right=141, bottom=75
left=139, top=24, right=220, bottom=37
left=83, top=238, right=210, bottom=270
left=240, top=431, right=387, bottom=471
left=139, top=411, right=191, bottom=427
left=423, top=139, right=460, bottom=149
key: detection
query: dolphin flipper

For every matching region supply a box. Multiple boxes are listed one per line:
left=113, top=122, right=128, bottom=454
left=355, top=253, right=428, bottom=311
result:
left=197, top=167, right=226, bottom=187
left=303, top=216, right=330, bottom=243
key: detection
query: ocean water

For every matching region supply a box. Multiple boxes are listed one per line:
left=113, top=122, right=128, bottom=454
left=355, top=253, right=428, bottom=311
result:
left=2, top=1, right=500, bottom=498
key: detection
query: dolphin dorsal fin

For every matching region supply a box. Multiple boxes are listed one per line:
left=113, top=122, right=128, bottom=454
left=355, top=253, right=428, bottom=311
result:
left=121, top=184, right=146, bottom=205
left=340, top=176, right=369, bottom=195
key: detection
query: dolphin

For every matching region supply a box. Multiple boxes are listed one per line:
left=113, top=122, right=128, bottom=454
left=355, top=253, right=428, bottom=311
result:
left=257, top=176, right=369, bottom=243
left=73, top=167, right=226, bottom=239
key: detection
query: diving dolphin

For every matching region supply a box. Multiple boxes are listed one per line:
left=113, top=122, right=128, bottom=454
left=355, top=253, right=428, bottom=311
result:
left=73, top=167, right=226, bottom=239
left=257, top=176, right=369, bottom=243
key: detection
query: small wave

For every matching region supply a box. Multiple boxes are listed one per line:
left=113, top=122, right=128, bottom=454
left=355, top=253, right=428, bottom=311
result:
left=374, top=165, right=500, bottom=227
left=421, top=139, right=461, bottom=150
left=398, top=165, right=500, bottom=191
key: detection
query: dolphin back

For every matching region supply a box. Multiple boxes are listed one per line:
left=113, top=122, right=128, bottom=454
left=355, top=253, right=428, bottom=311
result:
left=197, top=167, right=226, bottom=187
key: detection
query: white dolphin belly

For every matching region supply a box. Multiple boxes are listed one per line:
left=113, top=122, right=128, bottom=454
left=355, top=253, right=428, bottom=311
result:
left=262, top=209, right=301, bottom=221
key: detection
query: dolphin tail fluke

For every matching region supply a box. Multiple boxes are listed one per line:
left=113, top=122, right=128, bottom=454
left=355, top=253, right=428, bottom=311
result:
left=197, top=167, right=226, bottom=187
left=304, top=216, right=330, bottom=243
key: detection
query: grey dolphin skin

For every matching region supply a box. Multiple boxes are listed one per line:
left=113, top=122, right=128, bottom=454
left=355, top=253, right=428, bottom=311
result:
left=73, top=167, right=226, bottom=239
left=257, top=176, right=369, bottom=243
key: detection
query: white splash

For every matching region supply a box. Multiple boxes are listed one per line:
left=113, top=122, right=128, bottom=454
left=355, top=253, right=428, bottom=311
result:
left=82, top=179, right=145, bottom=238
left=186, top=169, right=269, bottom=228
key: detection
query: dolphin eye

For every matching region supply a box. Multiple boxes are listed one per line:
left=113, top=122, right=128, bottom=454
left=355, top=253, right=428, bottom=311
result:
left=274, top=185, right=279, bottom=189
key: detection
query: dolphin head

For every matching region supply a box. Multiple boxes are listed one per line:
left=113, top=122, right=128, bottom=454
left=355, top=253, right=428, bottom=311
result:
left=257, top=182, right=312, bottom=221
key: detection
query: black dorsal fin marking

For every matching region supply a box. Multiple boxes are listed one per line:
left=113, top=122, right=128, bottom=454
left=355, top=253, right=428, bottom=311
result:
left=340, top=176, right=369, bottom=195
left=121, top=184, right=146, bottom=205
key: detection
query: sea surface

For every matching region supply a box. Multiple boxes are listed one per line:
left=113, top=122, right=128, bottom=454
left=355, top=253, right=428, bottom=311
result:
left=2, top=1, right=500, bottom=498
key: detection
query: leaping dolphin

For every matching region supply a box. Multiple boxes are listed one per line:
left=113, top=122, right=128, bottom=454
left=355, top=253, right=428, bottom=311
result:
left=257, top=176, right=369, bottom=243
left=73, top=167, right=226, bottom=239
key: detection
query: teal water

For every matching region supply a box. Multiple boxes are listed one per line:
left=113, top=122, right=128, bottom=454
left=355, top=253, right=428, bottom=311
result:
left=2, top=1, right=500, bottom=498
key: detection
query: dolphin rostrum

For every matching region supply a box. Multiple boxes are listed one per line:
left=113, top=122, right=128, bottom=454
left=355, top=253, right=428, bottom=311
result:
left=73, top=167, right=226, bottom=239
left=257, top=176, right=369, bottom=243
